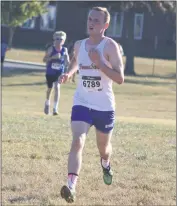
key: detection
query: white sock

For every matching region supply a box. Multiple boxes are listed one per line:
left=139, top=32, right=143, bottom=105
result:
left=45, top=100, right=50, bottom=106
left=53, top=84, right=60, bottom=111
left=53, top=101, right=58, bottom=111
left=101, top=158, right=110, bottom=169
left=67, top=173, right=78, bottom=191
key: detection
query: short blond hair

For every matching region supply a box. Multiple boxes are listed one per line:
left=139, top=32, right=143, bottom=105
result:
left=91, top=7, right=110, bottom=24
left=53, top=31, right=66, bottom=40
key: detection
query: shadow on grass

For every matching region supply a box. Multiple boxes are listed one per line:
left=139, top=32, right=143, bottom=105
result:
left=8, top=195, right=36, bottom=203
left=2, top=66, right=176, bottom=88
left=136, top=73, right=176, bottom=80
left=2, top=67, right=46, bottom=87
left=2, top=82, right=45, bottom=87
left=125, top=78, right=175, bottom=86
left=124, top=72, right=176, bottom=86
left=2, top=67, right=45, bottom=78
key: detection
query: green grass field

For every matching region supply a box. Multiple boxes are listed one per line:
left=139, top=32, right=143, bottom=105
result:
left=2, top=51, right=176, bottom=205
left=6, top=48, right=176, bottom=77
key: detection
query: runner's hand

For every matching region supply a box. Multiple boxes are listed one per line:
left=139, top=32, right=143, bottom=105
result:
left=59, top=73, right=69, bottom=84
left=88, top=48, right=101, bottom=67
left=51, top=53, right=61, bottom=60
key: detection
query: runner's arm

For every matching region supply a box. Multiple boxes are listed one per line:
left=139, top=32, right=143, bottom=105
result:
left=64, top=48, right=70, bottom=72
left=43, top=46, right=53, bottom=63
left=98, top=39, right=124, bottom=84
left=67, top=40, right=81, bottom=78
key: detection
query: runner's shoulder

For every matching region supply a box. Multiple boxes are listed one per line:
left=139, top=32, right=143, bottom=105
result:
left=62, top=46, right=68, bottom=54
left=104, top=37, right=119, bottom=48
left=104, top=37, right=120, bottom=54
left=46, top=45, right=53, bottom=55
left=74, top=38, right=87, bottom=49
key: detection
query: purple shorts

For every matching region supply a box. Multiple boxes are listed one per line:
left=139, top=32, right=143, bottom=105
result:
left=71, top=105, right=115, bottom=133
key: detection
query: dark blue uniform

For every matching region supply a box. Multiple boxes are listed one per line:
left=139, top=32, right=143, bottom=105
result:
left=46, top=46, right=66, bottom=88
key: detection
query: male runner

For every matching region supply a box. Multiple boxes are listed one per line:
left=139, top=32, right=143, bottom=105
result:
left=43, top=31, right=70, bottom=115
left=59, top=7, right=124, bottom=202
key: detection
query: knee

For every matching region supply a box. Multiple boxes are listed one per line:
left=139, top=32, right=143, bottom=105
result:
left=54, top=83, right=60, bottom=92
left=47, top=88, right=52, bottom=92
left=71, top=135, right=85, bottom=152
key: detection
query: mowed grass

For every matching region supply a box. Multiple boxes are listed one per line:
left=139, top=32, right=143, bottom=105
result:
left=2, top=58, right=176, bottom=205
left=6, top=48, right=176, bottom=77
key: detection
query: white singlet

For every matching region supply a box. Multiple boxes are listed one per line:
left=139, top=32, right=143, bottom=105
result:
left=73, top=37, right=115, bottom=111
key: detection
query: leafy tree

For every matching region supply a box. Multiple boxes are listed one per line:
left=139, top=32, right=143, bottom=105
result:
left=1, top=0, right=49, bottom=47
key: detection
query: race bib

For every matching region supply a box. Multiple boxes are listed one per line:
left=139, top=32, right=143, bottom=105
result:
left=51, top=63, right=64, bottom=70
left=82, top=76, right=102, bottom=92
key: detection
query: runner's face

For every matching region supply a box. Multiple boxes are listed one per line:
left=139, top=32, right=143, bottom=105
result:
left=87, top=10, right=107, bottom=35
left=54, top=38, right=65, bottom=47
